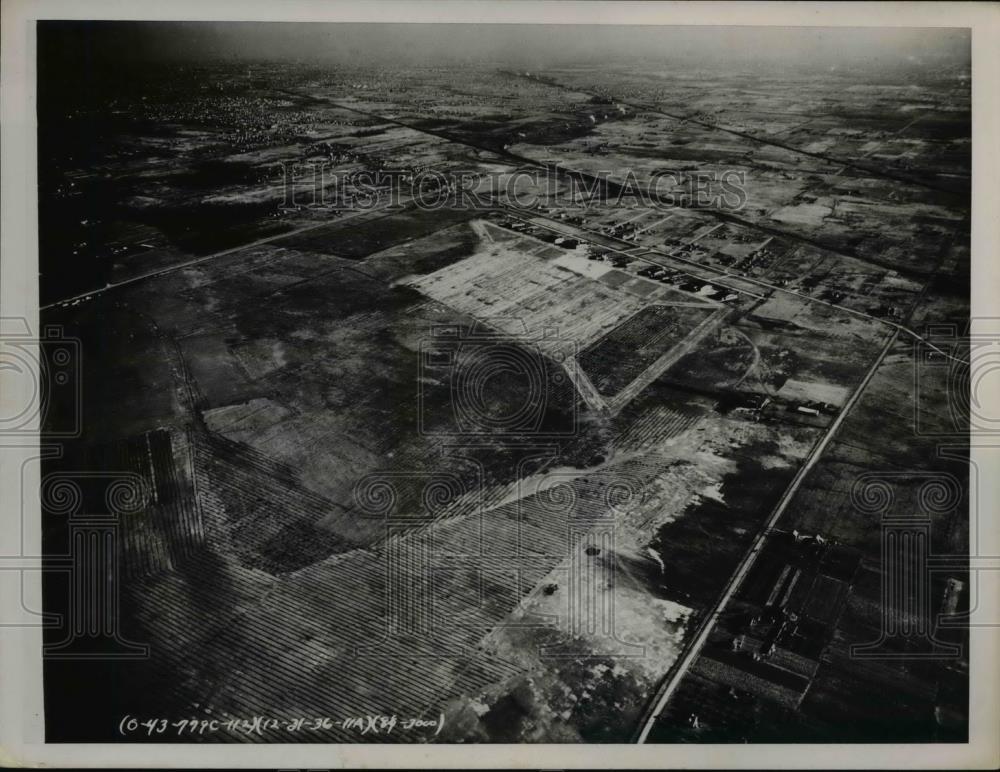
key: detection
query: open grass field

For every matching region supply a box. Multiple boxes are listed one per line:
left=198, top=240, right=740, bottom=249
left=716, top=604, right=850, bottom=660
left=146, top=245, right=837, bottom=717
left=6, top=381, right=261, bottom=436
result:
left=407, top=222, right=650, bottom=360
left=580, top=304, right=720, bottom=397
left=271, top=206, right=476, bottom=258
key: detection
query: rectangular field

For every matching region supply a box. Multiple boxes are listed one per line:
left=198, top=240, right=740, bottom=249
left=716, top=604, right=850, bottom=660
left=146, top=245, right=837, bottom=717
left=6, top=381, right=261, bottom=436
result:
left=406, top=227, right=650, bottom=359
left=579, top=304, right=721, bottom=397
left=272, top=207, right=474, bottom=258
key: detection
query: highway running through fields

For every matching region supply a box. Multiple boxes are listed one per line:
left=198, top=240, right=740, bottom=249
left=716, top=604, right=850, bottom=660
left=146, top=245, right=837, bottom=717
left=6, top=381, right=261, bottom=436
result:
left=633, top=326, right=901, bottom=743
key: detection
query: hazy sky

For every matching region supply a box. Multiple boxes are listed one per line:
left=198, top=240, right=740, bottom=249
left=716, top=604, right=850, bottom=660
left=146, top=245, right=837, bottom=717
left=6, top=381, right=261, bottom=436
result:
left=39, top=21, right=970, bottom=70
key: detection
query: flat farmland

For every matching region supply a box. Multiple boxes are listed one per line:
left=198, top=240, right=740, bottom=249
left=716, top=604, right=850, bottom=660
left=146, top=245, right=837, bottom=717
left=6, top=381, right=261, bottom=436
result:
left=580, top=304, right=721, bottom=397
left=38, top=40, right=971, bottom=745
left=272, top=206, right=476, bottom=258
left=406, top=223, right=651, bottom=359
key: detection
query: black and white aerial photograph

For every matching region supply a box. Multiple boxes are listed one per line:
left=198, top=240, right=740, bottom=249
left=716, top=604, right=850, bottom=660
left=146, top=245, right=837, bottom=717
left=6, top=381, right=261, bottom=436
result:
left=2, top=2, right=998, bottom=768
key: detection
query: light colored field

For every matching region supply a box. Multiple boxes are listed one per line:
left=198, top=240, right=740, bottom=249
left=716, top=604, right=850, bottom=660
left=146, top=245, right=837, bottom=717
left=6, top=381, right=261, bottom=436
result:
left=770, top=202, right=833, bottom=226
left=751, top=293, right=883, bottom=339
left=552, top=251, right=614, bottom=279
left=407, top=231, right=648, bottom=357
left=777, top=378, right=850, bottom=407
left=408, top=221, right=730, bottom=414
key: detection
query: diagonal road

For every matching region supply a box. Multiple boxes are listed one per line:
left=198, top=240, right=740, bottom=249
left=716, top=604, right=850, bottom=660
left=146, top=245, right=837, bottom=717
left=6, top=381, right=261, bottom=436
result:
left=497, top=202, right=967, bottom=365
left=317, top=94, right=967, bottom=365
left=321, top=93, right=940, bottom=282
left=633, top=326, right=901, bottom=743
left=41, top=200, right=399, bottom=311
left=44, top=88, right=969, bottom=372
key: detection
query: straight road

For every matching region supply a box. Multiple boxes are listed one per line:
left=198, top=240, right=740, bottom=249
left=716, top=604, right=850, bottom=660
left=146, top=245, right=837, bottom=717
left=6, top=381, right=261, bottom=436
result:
left=605, top=307, right=728, bottom=416
left=313, top=92, right=967, bottom=366
left=633, top=326, right=901, bottom=743
left=323, top=92, right=937, bottom=283
left=498, top=203, right=967, bottom=366
left=42, top=200, right=399, bottom=311
left=47, top=92, right=966, bottom=367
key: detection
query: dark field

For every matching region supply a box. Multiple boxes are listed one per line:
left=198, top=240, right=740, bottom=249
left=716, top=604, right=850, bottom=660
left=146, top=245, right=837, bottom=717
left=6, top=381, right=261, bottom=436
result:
left=580, top=304, right=718, bottom=397
left=272, top=206, right=476, bottom=258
